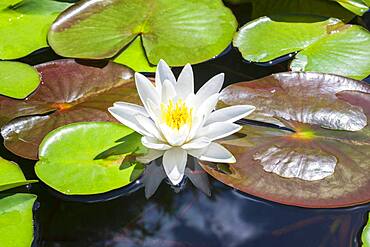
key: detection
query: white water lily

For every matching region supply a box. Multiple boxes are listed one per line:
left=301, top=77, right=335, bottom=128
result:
left=109, top=60, right=255, bottom=185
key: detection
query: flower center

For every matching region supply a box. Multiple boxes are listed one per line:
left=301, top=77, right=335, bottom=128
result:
left=161, top=99, right=192, bottom=130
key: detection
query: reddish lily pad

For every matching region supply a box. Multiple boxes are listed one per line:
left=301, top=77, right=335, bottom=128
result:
left=0, top=59, right=139, bottom=160
left=200, top=72, right=370, bottom=208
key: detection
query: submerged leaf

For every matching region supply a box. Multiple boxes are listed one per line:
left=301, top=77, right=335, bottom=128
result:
left=201, top=72, right=370, bottom=208
left=0, top=193, right=37, bottom=247
left=0, top=59, right=138, bottom=160
left=35, top=122, right=144, bottom=195
left=0, top=157, right=36, bottom=192
left=0, top=0, right=71, bottom=59
left=0, top=61, right=40, bottom=99
left=48, top=0, right=237, bottom=70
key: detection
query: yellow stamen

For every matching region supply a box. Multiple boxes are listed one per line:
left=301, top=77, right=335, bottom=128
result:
left=161, top=99, right=192, bottom=130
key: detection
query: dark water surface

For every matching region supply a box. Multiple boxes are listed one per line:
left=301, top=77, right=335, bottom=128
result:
left=2, top=44, right=368, bottom=247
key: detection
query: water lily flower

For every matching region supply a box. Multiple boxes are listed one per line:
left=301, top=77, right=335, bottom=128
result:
left=109, top=60, right=255, bottom=185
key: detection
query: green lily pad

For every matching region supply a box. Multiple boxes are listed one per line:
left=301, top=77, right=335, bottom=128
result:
left=200, top=72, right=370, bottom=208
left=334, top=0, right=369, bottom=15
left=0, top=193, right=37, bottom=247
left=48, top=0, right=237, bottom=70
left=363, top=213, right=370, bottom=246
left=0, top=61, right=40, bottom=99
left=234, top=16, right=370, bottom=79
left=0, top=157, right=36, bottom=192
left=114, top=36, right=156, bottom=72
left=234, top=16, right=342, bottom=63
left=290, top=25, right=370, bottom=80
left=0, top=0, right=71, bottom=59
left=0, top=59, right=139, bottom=160
left=35, top=122, right=144, bottom=195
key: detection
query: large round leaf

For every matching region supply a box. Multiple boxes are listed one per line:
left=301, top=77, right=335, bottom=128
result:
left=0, top=61, right=40, bottom=99
left=0, top=0, right=71, bottom=59
left=48, top=0, right=237, bottom=69
left=0, top=0, right=22, bottom=10
left=290, top=25, right=370, bottom=80
left=201, top=72, right=370, bottom=208
left=233, top=16, right=343, bottom=63
left=0, top=157, right=36, bottom=192
left=0, top=193, right=37, bottom=247
left=35, top=122, right=144, bottom=195
left=0, top=59, right=138, bottom=160
left=234, top=17, right=370, bottom=79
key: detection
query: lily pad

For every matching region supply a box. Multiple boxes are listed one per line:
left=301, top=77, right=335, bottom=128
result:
left=0, top=0, right=71, bottom=59
left=48, top=0, right=237, bottom=70
left=35, top=122, right=144, bottom=195
left=234, top=17, right=370, bottom=79
left=0, top=157, right=36, bottom=192
left=0, top=59, right=139, bottom=160
left=0, top=61, right=40, bottom=99
left=363, top=213, right=370, bottom=246
left=0, top=0, right=22, bottom=10
left=290, top=25, right=370, bottom=80
left=334, top=0, right=370, bottom=15
left=0, top=193, right=37, bottom=247
left=200, top=72, right=370, bottom=208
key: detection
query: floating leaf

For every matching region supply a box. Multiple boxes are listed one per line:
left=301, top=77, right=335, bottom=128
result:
left=334, top=0, right=370, bottom=15
left=35, top=122, right=144, bottom=195
left=290, top=25, right=370, bottom=80
left=234, top=16, right=342, bottom=63
left=0, top=0, right=71, bottom=59
left=48, top=0, right=237, bottom=70
left=0, top=59, right=138, bottom=160
left=201, top=72, right=370, bottom=208
left=0, top=61, right=40, bottom=99
left=0, top=157, right=36, bottom=192
left=363, top=212, right=370, bottom=246
left=234, top=17, right=370, bottom=79
left=0, top=193, right=37, bottom=247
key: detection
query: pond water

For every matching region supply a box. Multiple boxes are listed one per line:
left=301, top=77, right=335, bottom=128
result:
left=2, top=43, right=369, bottom=246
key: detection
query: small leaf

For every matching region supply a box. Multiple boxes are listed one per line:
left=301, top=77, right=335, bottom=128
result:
left=334, top=0, right=370, bottom=16
left=0, top=61, right=40, bottom=99
left=362, top=212, right=370, bottom=246
left=35, top=122, right=144, bottom=195
left=0, top=157, right=37, bottom=192
left=0, top=193, right=37, bottom=247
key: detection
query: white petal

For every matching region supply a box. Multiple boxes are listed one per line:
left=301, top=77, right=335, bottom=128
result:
left=182, top=137, right=211, bottom=150
left=155, top=59, right=176, bottom=87
left=163, top=147, right=188, bottom=185
left=146, top=98, right=161, bottom=122
left=206, top=105, right=256, bottom=125
left=113, top=102, right=149, bottom=117
left=162, top=79, right=176, bottom=104
left=137, top=149, right=164, bottom=164
left=192, top=73, right=224, bottom=108
left=135, top=72, right=160, bottom=109
left=160, top=123, right=189, bottom=146
left=135, top=115, right=164, bottom=141
left=199, top=143, right=236, bottom=163
left=108, top=107, right=151, bottom=136
left=142, top=136, right=171, bottom=150
left=198, top=122, right=242, bottom=141
left=188, top=93, right=219, bottom=140
left=176, top=64, right=194, bottom=99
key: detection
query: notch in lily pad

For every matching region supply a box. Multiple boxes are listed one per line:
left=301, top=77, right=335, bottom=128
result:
left=35, top=122, right=145, bottom=196
left=201, top=72, right=370, bottom=208
left=48, top=0, right=237, bottom=71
